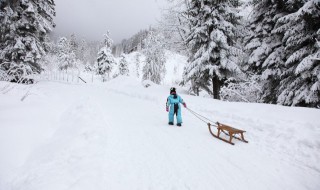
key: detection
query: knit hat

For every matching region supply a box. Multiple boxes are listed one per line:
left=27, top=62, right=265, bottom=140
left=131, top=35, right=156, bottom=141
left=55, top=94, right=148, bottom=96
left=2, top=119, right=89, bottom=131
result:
left=170, top=87, right=176, bottom=94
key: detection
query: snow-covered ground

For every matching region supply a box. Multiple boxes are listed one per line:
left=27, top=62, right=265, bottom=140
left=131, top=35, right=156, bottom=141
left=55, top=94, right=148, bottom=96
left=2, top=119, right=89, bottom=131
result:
left=0, top=76, right=319, bottom=190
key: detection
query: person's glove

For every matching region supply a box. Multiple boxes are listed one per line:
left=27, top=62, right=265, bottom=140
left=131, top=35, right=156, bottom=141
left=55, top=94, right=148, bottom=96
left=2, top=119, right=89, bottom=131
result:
left=183, top=103, right=187, bottom=108
left=166, top=106, right=169, bottom=112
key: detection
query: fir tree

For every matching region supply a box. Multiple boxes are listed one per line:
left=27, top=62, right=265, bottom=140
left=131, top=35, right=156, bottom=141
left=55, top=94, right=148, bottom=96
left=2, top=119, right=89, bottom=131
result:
left=96, top=31, right=115, bottom=81
left=142, top=31, right=166, bottom=84
left=244, top=0, right=290, bottom=103
left=0, top=0, right=55, bottom=81
left=69, top=33, right=78, bottom=54
left=118, top=54, right=129, bottom=76
left=274, top=0, right=320, bottom=107
left=244, top=0, right=320, bottom=107
left=78, top=39, right=88, bottom=63
left=183, top=0, right=242, bottom=99
left=135, top=53, right=141, bottom=78
left=57, top=37, right=76, bottom=70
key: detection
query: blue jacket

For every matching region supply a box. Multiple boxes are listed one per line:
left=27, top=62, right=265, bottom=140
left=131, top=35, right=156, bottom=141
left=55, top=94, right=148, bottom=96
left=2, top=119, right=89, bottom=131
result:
left=166, top=94, right=185, bottom=108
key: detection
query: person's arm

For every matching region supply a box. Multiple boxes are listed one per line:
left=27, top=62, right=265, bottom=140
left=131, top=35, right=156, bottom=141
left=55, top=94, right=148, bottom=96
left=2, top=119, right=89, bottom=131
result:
left=179, top=96, right=187, bottom=108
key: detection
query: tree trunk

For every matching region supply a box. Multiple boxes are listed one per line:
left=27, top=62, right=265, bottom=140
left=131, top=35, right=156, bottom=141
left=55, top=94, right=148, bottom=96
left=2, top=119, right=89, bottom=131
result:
left=212, top=76, right=221, bottom=99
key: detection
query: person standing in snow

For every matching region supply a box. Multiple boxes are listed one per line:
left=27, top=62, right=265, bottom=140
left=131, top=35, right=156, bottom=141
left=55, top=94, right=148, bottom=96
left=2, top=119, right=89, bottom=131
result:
left=166, top=87, right=187, bottom=127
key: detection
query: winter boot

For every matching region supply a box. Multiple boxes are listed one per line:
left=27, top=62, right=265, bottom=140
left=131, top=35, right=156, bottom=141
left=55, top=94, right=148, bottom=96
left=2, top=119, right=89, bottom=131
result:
left=177, top=123, right=182, bottom=127
left=168, top=122, right=174, bottom=125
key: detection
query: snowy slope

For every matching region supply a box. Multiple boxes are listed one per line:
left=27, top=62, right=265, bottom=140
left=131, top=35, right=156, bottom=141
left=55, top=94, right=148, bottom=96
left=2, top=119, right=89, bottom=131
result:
left=0, top=77, right=319, bottom=190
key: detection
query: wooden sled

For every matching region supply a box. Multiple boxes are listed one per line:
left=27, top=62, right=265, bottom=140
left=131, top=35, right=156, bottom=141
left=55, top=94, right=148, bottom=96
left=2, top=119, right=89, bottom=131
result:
left=208, top=122, right=248, bottom=145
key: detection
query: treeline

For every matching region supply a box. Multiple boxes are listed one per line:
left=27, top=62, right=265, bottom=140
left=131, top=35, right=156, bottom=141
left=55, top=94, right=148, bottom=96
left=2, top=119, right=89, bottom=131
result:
left=1, top=0, right=319, bottom=107
left=44, top=34, right=100, bottom=71
left=113, top=28, right=155, bottom=56
left=159, top=0, right=320, bottom=107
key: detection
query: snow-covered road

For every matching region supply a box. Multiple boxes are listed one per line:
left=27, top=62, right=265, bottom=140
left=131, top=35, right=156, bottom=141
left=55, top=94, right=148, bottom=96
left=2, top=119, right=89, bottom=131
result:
left=1, top=78, right=319, bottom=190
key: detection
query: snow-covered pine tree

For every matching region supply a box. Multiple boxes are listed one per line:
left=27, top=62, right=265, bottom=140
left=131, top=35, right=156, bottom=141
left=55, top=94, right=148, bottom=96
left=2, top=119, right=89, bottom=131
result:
left=69, top=33, right=78, bottom=54
left=57, top=37, right=76, bottom=70
left=118, top=54, right=129, bottom=76
left=0, top=0, right=55, bottom=82
left=142, top=31, right=166, bottom=84
left=183, top=0, right=242, bottom=99
left=244, top=0, right=290, bottom=103
left=96, top=31, right=115, bottom=81
left=135, top=53, right=141, bottom=78
left=273, top=0, right=320, bottom=107
left=78, top=39, right=88, bottom=63
left=40, top=38, right=59, bottom=71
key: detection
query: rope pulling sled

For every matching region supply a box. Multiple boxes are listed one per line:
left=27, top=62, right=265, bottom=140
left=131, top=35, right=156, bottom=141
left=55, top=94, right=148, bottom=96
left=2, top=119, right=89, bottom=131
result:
left=186, top=107, right=248, bottom=145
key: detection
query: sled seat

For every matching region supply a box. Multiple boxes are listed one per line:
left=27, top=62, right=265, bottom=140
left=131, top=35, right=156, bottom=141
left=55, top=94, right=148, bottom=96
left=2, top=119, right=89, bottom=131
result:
left=208, top=122, right=248, bottom=145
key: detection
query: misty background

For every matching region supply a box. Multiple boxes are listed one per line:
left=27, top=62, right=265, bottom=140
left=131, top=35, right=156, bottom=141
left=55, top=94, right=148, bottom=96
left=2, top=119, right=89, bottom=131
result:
left=53, top=0, right=168, bottom=43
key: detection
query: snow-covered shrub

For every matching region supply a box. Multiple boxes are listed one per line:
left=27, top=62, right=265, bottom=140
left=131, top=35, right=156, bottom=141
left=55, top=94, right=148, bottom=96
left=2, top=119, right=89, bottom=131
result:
left=0, top=66, right=9, bottom=81
left=142, top=80, right=154, bottom=88
left=220, top=76, right=262, bottom=103
left=84, top=63, right=94, bottom=72
left=0, top=62, right=36, bottom=83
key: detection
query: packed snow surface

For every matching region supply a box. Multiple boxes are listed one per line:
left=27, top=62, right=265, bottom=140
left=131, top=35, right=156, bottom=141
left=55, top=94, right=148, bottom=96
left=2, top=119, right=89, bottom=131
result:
left=0, top=77, right=319, bottom=190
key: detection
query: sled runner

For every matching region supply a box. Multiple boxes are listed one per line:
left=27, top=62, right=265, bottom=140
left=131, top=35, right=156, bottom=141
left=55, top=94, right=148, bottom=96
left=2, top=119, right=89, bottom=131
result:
left=208, top=122, right=248, bottom=145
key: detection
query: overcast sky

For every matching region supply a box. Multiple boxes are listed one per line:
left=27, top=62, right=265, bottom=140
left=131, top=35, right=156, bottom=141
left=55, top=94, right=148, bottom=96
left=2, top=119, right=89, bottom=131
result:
left=53, top=0, right=168, bottom=43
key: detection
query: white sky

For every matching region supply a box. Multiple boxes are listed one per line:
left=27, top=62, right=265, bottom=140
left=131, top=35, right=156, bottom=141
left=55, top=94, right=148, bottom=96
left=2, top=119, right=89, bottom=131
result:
left=53, top=0, right=167, bottom=43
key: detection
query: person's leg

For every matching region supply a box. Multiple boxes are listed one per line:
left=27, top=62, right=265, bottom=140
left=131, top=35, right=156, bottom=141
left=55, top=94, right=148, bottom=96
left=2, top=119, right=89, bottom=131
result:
left=168, top=106, right=174, bottom=125
left=177, top=108, right=182, bottom=126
